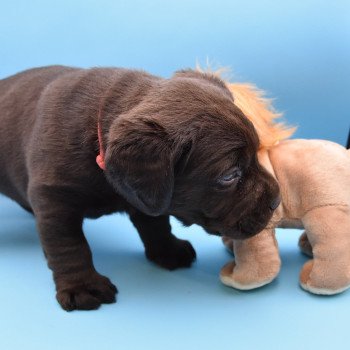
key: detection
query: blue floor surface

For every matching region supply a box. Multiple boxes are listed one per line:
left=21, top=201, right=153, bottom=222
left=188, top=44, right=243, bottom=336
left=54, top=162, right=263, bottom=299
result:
left=1, top=194, right=349, bottom=350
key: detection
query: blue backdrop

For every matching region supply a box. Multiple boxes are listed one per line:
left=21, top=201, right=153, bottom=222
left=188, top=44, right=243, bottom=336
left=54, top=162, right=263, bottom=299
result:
left=0, top=1, right=349, bottom=350
left=1, top=0, right=349, bottom=143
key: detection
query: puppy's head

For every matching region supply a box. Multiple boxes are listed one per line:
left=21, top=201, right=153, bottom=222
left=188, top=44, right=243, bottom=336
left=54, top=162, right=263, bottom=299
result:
left=105, top=70, right=280, bottom=239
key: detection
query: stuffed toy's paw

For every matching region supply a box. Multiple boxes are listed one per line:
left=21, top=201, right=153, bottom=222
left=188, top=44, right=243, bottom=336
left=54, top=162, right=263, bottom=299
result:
left=221, top=231, right=280, bottom=290
left=299, top=260, right=350, bottom=295
left=298, top=232, right=313, bottom=257
left=220, top=260, right=278, bottom=290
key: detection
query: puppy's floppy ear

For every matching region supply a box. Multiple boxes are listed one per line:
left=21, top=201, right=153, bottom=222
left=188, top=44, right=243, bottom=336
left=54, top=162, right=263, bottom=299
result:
left=105, top=116, right=176, bottom=216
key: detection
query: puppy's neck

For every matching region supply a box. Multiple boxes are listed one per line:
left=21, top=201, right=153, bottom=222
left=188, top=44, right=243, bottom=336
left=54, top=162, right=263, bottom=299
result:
left=96, top=115, right=106, bottom=170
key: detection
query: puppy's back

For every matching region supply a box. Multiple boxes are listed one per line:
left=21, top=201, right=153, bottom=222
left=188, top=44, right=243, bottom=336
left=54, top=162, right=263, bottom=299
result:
left=0, top=66, right=159, bottom=207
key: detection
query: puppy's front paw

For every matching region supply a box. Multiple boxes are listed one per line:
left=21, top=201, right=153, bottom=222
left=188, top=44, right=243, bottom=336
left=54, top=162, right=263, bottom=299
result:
left=146, top=238, right=196, bottom=270
left=56, top=273, right=118, bottom=311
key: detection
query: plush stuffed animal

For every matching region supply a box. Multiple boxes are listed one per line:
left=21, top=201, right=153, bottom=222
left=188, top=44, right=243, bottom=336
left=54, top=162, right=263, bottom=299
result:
left=220, top=83, right=350, bottom=295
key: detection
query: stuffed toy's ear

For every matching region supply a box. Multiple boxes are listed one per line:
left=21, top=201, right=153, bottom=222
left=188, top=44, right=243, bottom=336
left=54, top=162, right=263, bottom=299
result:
left=104, top=117, right=175, bottom=216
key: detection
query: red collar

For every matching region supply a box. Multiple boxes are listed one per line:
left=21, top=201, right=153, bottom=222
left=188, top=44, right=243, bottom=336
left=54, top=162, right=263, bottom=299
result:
left=96, top=109, right=106, bottom=171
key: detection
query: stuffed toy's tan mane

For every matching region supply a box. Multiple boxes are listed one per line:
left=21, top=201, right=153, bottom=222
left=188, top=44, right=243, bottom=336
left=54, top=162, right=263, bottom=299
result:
left=195, top=66, right=295, bottom=148
left=226, top=83, right=296, bottom=149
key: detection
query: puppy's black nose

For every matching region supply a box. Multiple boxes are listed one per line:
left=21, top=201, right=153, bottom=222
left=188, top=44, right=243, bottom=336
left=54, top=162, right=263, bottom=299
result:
left=269, top=197, right=281, bottom=210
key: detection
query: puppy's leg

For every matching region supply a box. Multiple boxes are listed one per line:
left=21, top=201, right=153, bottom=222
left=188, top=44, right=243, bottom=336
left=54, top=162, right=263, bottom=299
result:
left=129, top=211, right=196, bottom=270
left=220, top=229, right=281, bottom=290
left=300, top=205, right=350, bottom=295
left=298, top=231, right=313, bottom=257
left=29, top=187, right=117, bottom=311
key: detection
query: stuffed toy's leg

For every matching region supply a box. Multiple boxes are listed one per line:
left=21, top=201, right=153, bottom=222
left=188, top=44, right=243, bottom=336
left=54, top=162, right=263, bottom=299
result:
left=298, top=232, right=313, bottom=257
left=220, top=229, right=281, bottom=290
left=222, top=236, right=234, bottom=254
left=300, top=205, right=350, bottom=295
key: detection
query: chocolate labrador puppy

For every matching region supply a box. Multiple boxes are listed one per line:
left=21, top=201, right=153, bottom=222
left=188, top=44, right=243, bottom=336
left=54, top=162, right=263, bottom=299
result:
left=0, top=66, right=279, bottom=310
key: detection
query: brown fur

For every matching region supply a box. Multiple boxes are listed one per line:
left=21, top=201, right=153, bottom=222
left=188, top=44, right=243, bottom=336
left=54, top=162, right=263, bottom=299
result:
left=0, top=66, right=279, bottom=310
left=195, top=66, right=295, bottom=148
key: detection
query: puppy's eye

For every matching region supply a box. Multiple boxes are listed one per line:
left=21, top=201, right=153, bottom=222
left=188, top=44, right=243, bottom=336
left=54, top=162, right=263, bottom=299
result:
left=218, top=168, right=242, bottom=185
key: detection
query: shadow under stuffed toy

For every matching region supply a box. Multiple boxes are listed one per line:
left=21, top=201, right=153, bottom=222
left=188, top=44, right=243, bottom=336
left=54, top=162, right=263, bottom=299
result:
left=221, top=82, right=350, bottom=295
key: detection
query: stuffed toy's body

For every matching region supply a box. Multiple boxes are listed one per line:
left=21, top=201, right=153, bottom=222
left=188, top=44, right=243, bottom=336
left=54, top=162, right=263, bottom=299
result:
left=221, top=139, right=350, bottom=295
left=220, top=82, right=350, bottom=295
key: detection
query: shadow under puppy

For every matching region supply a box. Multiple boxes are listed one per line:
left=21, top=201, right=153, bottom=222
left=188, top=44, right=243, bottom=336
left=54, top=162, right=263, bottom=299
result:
left=221, top=83, right=350, bottom=295
left=0, top=66, right=279, bottom=311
